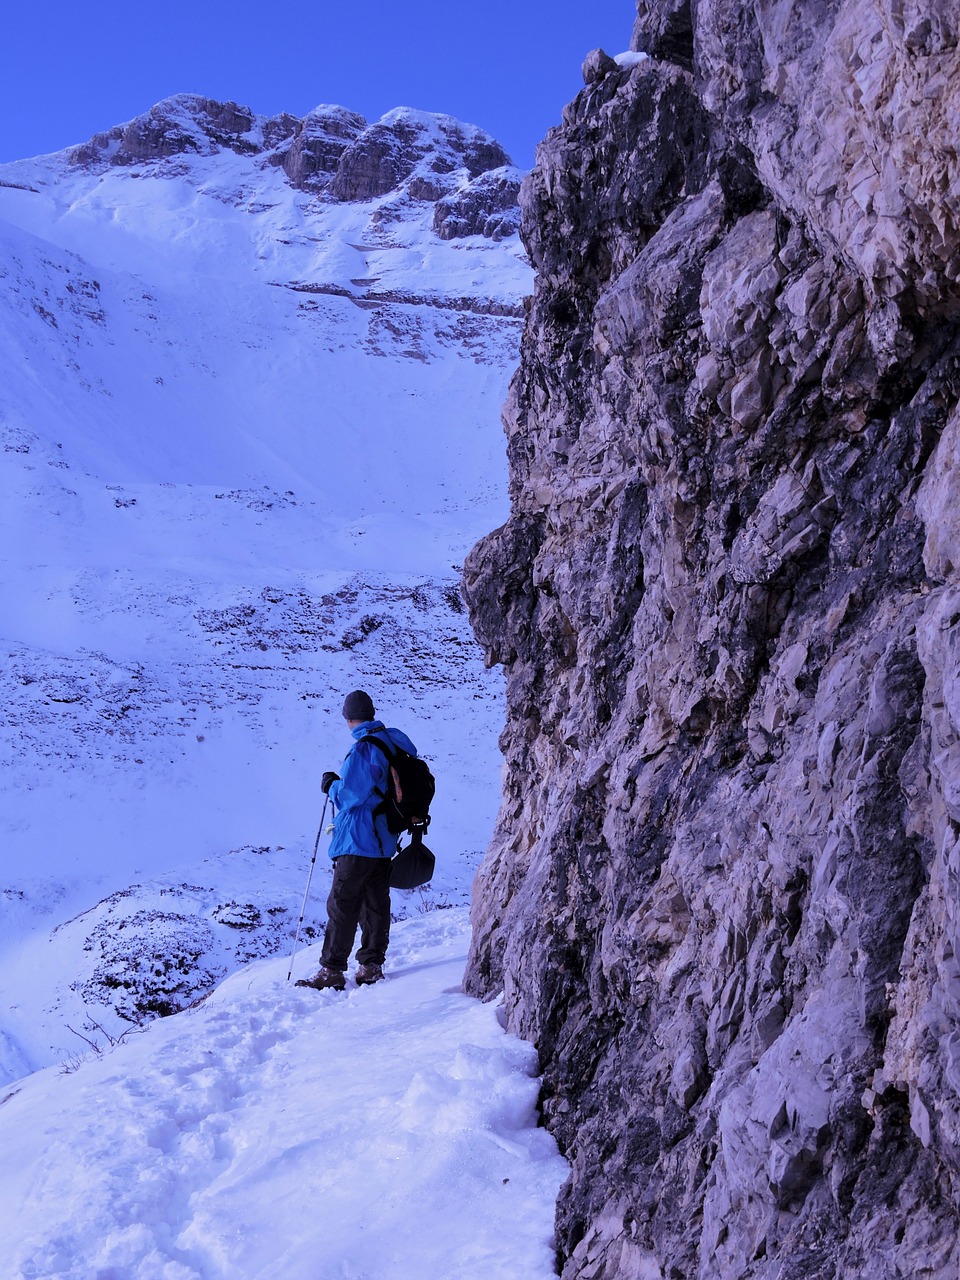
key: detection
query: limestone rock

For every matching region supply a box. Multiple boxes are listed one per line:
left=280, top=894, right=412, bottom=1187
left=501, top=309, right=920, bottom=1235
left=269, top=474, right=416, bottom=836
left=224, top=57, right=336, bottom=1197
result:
left=464, top=3, right=960, bottom=1277
left=329, top=108, right=512, bottom=204
left=582, top=48, right=619, bottom=85
left=632, top=0, right=695, bottom=68
left=272, top=106, right=366, bottom=191
left=71, top=94, right=263, bottom=166
left=433, top=166, right=524, bottom=241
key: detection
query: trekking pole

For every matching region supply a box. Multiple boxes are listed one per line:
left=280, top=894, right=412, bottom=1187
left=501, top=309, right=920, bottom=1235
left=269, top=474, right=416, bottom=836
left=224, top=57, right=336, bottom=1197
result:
left=286, top=794, right=330, bottom=982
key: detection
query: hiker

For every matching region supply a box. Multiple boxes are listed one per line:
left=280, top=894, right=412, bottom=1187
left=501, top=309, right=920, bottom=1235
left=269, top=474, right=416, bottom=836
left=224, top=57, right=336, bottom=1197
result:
left=297, top=689, right=419, bottom=991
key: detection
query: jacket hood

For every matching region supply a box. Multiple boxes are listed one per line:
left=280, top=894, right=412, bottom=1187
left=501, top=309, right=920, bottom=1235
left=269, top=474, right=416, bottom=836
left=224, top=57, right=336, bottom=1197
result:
left=351, top=719, right=383, bottom=739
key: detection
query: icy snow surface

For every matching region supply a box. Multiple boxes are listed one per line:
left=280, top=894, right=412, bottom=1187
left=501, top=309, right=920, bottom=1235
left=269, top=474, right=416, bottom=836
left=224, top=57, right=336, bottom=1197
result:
left=0, top=910, right=568, bottom=1278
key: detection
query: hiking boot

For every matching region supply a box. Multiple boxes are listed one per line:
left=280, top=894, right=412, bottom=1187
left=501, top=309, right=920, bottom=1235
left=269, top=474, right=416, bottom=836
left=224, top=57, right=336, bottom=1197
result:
left=295, top=966, right=346, bottom=991
left=356, top=963, right=384, bottom=986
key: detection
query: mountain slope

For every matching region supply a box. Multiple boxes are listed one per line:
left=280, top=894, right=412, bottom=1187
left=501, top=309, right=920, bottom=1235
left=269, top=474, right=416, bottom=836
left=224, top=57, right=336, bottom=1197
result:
left=0, top=95, right=529, bottom=1081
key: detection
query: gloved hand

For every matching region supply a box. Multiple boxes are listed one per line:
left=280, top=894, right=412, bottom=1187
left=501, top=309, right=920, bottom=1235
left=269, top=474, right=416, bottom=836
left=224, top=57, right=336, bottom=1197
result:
left=321, top=771, right=340, bottom=795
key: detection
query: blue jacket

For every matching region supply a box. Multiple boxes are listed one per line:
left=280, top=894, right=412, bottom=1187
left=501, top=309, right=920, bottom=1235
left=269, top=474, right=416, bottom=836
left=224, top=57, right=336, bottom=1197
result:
left=327, top=720, right=419, bottom=860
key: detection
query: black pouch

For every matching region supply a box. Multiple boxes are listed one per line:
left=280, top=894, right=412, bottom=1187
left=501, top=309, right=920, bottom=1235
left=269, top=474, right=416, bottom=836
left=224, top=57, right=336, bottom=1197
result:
left=389, top=831, right=435, bottom=889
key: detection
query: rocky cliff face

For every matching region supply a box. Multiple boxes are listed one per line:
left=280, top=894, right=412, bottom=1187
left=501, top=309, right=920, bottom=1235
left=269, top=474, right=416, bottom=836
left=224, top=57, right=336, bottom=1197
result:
left=464, top=3, right=960, bottom=1277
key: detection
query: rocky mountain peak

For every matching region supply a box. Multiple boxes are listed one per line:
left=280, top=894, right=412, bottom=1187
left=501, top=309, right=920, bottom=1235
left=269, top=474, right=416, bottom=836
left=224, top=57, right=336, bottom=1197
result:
left=69, top=93, right=265, bottom=166
left=269, top=103, right=367, bottom=190
left=328, top=106, right=512, bottom=202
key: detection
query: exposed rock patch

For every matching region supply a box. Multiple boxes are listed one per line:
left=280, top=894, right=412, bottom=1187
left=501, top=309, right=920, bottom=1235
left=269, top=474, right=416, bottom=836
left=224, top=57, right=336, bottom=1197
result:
left=271, top=106, right=366, bottom=191
left=329, top=108, right=511, bottom=203
left=70, top=94, right=267, bottom=166
left=433, top=166, right=523, bottom=241
left=465, top=8, right=960, bottom=1278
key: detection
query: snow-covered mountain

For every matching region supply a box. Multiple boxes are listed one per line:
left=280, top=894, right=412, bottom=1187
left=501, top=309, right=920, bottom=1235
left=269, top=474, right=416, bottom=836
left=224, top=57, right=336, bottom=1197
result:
left=0, top=94, right=530, bottom=1081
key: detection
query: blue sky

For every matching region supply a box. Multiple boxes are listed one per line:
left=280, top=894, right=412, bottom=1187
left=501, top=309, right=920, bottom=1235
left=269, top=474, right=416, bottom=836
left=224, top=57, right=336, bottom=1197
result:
left=2, top=1, right=637, bottom=168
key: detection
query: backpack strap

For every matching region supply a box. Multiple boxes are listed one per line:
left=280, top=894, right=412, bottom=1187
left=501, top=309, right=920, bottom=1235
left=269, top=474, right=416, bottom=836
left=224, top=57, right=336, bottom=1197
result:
left=360, top=734, right=395, bottom=798
left=360, top=734, right=395, bottom=766
left=360, top=734, right=395, bottom=855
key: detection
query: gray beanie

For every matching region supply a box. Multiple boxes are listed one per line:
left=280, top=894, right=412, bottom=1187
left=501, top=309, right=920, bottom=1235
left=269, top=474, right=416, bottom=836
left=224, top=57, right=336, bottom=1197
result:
left=342, top=689, right=375, bottom=721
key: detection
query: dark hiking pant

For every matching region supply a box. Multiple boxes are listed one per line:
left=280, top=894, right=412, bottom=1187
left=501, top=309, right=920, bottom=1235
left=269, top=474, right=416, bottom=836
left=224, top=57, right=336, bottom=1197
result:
left=321, top=854, right=392, bottom=970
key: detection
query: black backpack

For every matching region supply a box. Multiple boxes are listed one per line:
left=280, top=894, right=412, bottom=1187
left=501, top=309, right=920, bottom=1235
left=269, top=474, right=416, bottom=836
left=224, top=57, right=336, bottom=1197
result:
left=362, top=735, right=435, bottom=836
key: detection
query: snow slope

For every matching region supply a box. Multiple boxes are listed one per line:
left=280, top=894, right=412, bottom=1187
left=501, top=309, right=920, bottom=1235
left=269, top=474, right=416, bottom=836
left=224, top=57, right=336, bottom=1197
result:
left=0, top=910, right=568, bottom=1279
left=0, top=98, right=530, bottom=1080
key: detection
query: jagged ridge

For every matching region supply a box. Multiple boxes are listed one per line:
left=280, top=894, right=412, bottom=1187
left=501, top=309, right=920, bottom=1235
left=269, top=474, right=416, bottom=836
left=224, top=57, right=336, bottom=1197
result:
left=62, top=93, right=522, bottom=241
